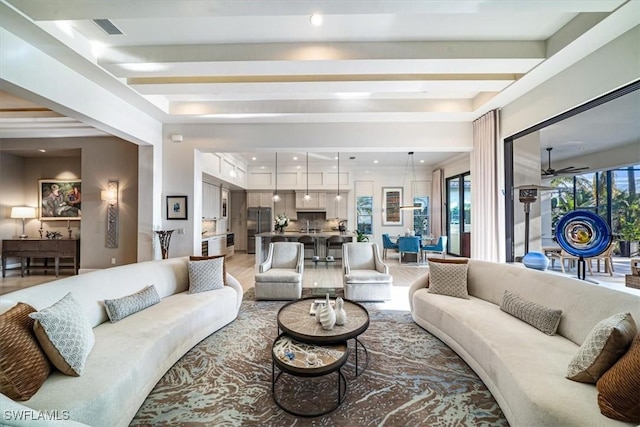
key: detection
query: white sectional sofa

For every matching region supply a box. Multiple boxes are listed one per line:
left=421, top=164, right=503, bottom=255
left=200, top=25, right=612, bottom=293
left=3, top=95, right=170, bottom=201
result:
left=409, top=260, right=640, bottom=427
left=0, top=257, right=243, bottom=427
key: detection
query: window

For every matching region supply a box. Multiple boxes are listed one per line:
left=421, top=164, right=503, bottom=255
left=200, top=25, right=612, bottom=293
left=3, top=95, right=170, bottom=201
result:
left=412, top=196, right=430, bottom=235
left=356, top=196, right=373, bottom=235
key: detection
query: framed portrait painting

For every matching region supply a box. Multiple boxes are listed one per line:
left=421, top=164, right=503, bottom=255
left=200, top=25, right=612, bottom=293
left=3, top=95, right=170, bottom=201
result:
left=39, top=179, right=82, bottom=220
left=166, top=195, right=188, bottom=220
left=382, top=187, right=402, bottom=226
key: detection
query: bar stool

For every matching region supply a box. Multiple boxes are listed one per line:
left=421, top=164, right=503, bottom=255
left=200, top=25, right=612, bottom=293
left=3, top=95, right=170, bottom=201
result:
left=298, top=235, right=316, bottom=260
left=326, top=236, right=345, bottom=260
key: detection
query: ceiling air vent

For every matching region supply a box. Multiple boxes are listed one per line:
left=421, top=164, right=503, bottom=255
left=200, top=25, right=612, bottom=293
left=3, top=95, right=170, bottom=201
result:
left=92, top=19, right=124, bottom=36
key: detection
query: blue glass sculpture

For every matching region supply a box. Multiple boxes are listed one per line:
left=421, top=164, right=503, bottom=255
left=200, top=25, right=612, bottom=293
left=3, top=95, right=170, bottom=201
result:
left=522, top=251, right=549, bottom=271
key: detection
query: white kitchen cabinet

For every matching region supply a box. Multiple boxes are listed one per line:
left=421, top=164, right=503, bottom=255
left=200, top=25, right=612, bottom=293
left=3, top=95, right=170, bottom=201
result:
left=208, top=235, right=226, bottom=256
left=325, top=192, right=348, bottom=219
left=247, top=192, right=273, bottom=207
left=202, top=182, right=221, bottom=219
left=295, top=192, right=326, bottom=210
left=274, top=193, right=297, bottom=219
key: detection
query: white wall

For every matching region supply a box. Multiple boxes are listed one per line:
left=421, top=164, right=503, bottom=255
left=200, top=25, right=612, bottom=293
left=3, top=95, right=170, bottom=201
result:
left=0, top=154, right=28, bottom=240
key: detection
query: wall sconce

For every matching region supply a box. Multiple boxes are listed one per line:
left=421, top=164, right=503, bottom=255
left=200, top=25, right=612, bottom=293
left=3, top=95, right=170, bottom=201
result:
left=10, top=206, right=37, bottom=239
left=101, top=180, right=119, bottom=248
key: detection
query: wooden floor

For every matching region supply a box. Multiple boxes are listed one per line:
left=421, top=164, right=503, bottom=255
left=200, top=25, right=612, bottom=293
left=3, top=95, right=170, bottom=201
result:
left=0, top=251, right=429, bottom=310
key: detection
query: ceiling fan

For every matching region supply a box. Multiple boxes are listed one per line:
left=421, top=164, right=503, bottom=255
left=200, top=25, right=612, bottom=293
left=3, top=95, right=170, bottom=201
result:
left=541, top=147, right=589, bottom=177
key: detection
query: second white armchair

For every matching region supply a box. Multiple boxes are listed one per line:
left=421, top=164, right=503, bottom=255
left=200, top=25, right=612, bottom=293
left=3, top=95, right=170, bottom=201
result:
left=343, top=242, right=393, bottom=301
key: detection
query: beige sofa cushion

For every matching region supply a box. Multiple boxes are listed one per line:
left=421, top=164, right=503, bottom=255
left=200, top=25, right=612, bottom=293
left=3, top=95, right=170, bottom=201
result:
left=428, top=260, right=469, bottom=299
left=255, top=269, right=301, bottom=283
left=566, top=312, right=636, bottom=383
left=500, top=290, right=562, bottom=335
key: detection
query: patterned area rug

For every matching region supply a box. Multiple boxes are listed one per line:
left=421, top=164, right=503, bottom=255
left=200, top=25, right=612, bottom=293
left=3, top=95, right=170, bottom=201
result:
left=131, top=289, right=507, bottom=426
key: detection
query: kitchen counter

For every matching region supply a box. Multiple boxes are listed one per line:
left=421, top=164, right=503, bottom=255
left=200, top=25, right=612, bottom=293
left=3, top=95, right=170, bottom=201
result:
left=254, top=232, right=354, bottom=266
left=256, top=231, right=354, bottom=238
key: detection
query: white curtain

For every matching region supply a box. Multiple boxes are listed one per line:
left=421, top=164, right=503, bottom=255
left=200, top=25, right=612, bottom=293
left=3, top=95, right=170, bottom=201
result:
left=471, top=109, right=500, bottom=261
left=431, top=169, right=444, bottom=237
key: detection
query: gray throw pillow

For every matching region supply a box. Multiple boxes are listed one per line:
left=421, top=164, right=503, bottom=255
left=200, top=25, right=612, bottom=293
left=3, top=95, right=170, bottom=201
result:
left=188, top=257, right=225, bottom=294
left=29, top=293, right=94, bottom=376
left=566, top=312, right=636, bottom=383
left=427, top=260, right=469, bottom=299
left=104, top=285, right=161, bottom=323
left=500, top=290, right=562, bottom=335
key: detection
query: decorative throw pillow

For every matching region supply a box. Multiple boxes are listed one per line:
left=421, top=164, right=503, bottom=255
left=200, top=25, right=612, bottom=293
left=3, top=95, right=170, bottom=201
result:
left=427, top=259, right=469, bottom=299
left=500, top=290, right=563, bottom=335
left=104, top=285, right=161, bottom=323
left=188, top=257, right=225, bottom=294
left=0, top=303, right=51, bottom=401
left=29, top=293, right=95, bottom=377
left=190, top=255, right=226, bottom=286
left=596, top=334, right=640, bottom=423
left=566, top=312, right=636, bottom=383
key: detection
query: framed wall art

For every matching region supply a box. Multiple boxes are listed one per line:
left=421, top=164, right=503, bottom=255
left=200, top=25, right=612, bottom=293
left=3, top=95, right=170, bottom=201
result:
left=166, top=195, right=188, bottom=220
left=221, top=188, right=229, bottom=219
left=39, top=179, right=82, bottom=220
left=382, top=187, right=402, bottom=226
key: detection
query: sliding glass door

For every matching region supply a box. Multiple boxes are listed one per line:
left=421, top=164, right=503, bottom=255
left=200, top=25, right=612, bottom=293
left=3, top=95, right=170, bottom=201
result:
left=446, top=173, right=471, bottom=257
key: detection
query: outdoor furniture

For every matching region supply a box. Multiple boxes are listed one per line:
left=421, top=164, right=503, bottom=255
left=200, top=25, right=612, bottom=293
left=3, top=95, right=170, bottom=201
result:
left=255, top=242, right=304, bottom=300
left=381, top=233, right=399, bottom=260
left=342, top=242, right=392, bottom=301
left=585, top=241, right=615, bottom=276
left=422, top=236, right=448, bottom=259
left=548, top=249, right=579, bottom=273
left=397, top=236, right=422, bottom=264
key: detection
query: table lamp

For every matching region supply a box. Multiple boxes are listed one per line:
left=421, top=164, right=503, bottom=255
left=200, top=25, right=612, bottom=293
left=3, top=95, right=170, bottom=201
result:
left=11, top=206, right=37, bottom=239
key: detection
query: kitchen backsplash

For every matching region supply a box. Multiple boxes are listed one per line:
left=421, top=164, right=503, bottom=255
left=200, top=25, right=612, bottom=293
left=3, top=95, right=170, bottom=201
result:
left=283, top=218, right=346, bottom=232
left=202, top=218, right=229, bottom=236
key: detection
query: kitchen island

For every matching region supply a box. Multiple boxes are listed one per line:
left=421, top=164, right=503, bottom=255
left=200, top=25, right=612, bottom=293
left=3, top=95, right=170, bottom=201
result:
left=255, top=231, right=354, bottom=267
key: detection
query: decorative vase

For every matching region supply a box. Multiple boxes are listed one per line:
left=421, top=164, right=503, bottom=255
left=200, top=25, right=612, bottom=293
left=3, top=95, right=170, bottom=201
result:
left=335, top=297, right=347, bottom=326
left=319, top=293, right=336, bottom=330
left=155, top=230, right=175, bottom=259
left=522, top=251, right=549, bottom=271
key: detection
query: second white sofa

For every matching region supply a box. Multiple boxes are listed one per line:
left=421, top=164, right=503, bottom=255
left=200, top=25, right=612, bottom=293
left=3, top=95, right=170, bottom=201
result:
left=409, top=260, right=640, bottom=426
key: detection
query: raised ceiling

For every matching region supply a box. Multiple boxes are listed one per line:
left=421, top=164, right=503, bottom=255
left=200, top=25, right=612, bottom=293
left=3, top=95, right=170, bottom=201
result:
left=0, top=0, right=636, bottom=167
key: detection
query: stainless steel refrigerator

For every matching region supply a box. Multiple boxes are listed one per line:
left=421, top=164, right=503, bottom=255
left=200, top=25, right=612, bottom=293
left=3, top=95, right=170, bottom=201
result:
left=247, top=207, right=272, bottom=254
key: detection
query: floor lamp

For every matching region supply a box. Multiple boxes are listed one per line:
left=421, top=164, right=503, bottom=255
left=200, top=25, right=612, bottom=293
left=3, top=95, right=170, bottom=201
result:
left=515, top=184, right=552, bottom=254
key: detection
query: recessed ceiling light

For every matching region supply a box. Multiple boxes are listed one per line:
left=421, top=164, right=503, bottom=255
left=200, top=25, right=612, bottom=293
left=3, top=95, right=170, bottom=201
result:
left=261, top=166, right=265, bottom=169
left=374, top=160, right=379, bottom=164
left=333, top=165, right=337, bottom=169
left=252, top=157, right=257, bottom=161
left=334, top=156, right=338, bottom=160
left=296, top=165, right=301, bottom=169
left=310, top=14, right=323, bottom=26
left=293, top=156, right=298, bottom=160
left=420, top=159, right=424, bottom=163
left=38, top=149, right=46, bottom=153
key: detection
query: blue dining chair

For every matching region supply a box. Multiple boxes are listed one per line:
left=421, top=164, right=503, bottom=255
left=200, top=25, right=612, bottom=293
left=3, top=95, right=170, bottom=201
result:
left=381, top=233, right=399, bottom=260
left=422, top=236, right=448, bottom=259
left=397, top=236, right=422, bottom=264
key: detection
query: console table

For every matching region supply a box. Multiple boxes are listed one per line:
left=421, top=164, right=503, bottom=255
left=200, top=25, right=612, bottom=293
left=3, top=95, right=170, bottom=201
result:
left=2, top=239, right=80, bottom=278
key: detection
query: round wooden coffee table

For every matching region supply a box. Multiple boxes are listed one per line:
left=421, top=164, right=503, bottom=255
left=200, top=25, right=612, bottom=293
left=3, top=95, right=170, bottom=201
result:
left=276, top=297, right=370, bottom=376
left=271, top=334, right=348, bottom=417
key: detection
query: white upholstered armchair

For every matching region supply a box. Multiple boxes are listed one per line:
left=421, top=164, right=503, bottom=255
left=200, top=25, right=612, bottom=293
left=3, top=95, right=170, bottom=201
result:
left=342, top=242, right=393, bottom=301
left=255, top=242, right=304, bottom=300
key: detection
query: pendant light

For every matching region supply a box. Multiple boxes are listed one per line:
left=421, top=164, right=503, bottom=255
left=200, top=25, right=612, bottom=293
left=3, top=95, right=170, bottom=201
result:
left=400, top=151, right=420, bottom=210
left=272, top=152, right=281, bottom=202
left=304, top=152, right=312, bottom=201
left=335, top=152, right=342, bottom=201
